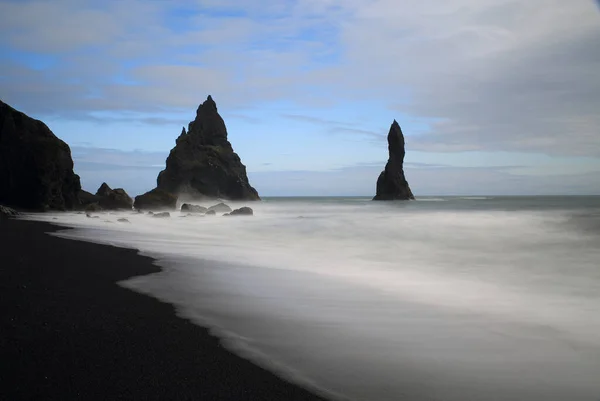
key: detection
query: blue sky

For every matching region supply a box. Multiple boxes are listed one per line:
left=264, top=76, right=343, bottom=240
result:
left=1, top=0, right=599, bottom=196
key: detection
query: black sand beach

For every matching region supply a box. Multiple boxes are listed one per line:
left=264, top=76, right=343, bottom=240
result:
left=0, top=218, right=329, bottom=401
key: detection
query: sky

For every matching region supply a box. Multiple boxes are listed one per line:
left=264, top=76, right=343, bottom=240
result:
left=1, top=0, right=599, bottom=196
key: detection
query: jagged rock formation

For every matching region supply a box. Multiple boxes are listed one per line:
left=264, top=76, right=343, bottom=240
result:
left=156, top=95, right=260, bottom=201
left=95, top=183, right=133, bottom=210
left=373, top=120, right=414, bottom=201
left=0, top=100, right=81, bottom=210
left=133, top=188, right=177, bottom=210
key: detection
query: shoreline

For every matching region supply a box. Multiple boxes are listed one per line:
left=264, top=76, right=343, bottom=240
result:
left=0, top=218, right=329, bottom=401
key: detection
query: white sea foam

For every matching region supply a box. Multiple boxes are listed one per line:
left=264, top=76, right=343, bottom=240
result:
left=23, top=197, right=600, bottom=401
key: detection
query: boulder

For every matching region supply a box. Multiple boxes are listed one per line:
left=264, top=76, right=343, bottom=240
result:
left=229, top=206, right=253, bottom=216
left=133, top=188, right=177, bottom=210
left=181, top=203, right=208, bottom=213
left=0, top=205, right=18, bottom=219
left=153, top=212, right=171, bottom=218
left=373, top=120, right=414, bottom=200
left=94, top=183, right=133, bottom=210
left=85, top=203, right=103, bottom=212
left=117, top=218, right=130, bottom=223
left=208, top=202, right=232, bottom=213
left=205, top=209, right=216, bottom=216
left=156, top=95, right=260, bottom=201
left=0, top=100, right=82, bottom=210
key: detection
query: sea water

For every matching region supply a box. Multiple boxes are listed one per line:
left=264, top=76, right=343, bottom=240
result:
left=25, top=196, right=600, bottom=401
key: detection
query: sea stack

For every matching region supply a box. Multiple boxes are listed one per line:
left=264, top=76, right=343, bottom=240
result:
left=0, top=100, right=82, bottom=210
left=155, top=95, right=260, bottom=201
left=373, top=120, right=414, bottom=200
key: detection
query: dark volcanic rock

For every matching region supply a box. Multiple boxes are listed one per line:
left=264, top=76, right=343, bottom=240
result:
left=373, top=120, right=414, bottom=201
left=153, top=212, right=171, bottom=218
left=205, top=209, right=216, bottom=216
left=85, top=203, right=103, bottom=212
left=156, top=96, right=260, bottom=201
left=78, top=190, right=100, bottom=207
left=208, top=202, right=232, bottom=213
left=117, top=218, right=130, bottom=223
left=133, top=188, right=177, bottom=210
left=95, top=183, right=133, bottom=210
left=181, top=203, right=208, bottom=213
left=229, top=206, right=253, bottom=216
left=96, top=183, right=112, bottom=198
left=0, top=100, right=82, bottom=210
left=0, top=205, right=18, bottom=218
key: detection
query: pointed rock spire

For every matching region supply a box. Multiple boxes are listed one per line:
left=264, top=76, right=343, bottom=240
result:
left=373, top=120, right=414, bottom=200
left=154, top=95, right=259, bottom=200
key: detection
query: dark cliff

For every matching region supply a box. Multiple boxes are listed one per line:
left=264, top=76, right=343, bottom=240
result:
left=0, top=100, right=81, bottom=210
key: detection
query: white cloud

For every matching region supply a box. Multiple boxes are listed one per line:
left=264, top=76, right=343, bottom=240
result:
left=1, top=0, right=599, bottom=159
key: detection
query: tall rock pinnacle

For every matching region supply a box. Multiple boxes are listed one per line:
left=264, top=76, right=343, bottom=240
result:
left=156, top=95, right=260, bottom=200
left=373, top=120, right=414, bottom=200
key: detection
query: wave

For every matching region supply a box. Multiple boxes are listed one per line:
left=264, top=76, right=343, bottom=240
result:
left=21, top=198, right=600, bottom=401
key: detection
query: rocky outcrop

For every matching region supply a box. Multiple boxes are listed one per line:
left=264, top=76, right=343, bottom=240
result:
left=208, top=202, right=232, bottom=213
left=0, top=100, right=81, bottom=210
left=373, top=120, right=414, bottom=201
left=95, top=183, right=133, bottom=210
left=156, top=96, right=260, bottom=201
left=133, top=188, right=177, bottom=210
left=181, top=203, right=207, bottom=213
left=229, top=206, right=253, bottom=216
left=78, top=190, right=100, bottom=207
left=85, top=203, right=103, bottom=212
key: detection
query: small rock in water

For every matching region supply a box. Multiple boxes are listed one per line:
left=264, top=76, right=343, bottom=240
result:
left=205, top=209, right=216, bottom=216
left=208, top=202, right=232, bottom=213
left=117, top=218, right=130, bottom=223
left=229, top=206, right=253, bottom=216
left=181, top=203, right=208, bottom=213
left=147, top=211, right=154, bottom=215
left=153, top=212, right=170, bottom=218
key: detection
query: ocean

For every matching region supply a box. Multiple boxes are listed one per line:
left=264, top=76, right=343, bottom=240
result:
left=26, top=196, right=600, bottom=401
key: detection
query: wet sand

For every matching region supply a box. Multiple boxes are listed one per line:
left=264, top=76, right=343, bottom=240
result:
left=0, top=218, right=329, bottom=401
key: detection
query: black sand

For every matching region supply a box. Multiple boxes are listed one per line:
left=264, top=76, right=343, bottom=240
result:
left=0, top=218, right=329, bottom=401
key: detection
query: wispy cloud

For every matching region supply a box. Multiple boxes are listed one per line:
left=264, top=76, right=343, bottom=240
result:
left=1, top=0, right=599, bottom=196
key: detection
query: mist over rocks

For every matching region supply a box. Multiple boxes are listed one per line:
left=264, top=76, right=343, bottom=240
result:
left=373, top=120, right=414, bottom=201
left=156, top=95, right=260, bottom=201
left=0, top=100, right=81, bottom=210
left=181, top=203, right=207, bottom=213
left=208, top=202, right=232, bottom=213
left=229, top=206, right=253, bottom=216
